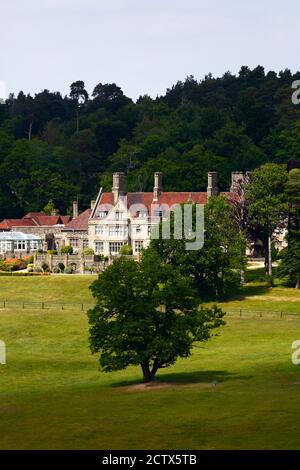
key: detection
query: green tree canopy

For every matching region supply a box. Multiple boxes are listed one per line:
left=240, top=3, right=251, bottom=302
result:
left=88, top=250, right=225, bottom=382
left=246, top=163, right=288, bottom=277
left=150, top=197, right=247, bottom=298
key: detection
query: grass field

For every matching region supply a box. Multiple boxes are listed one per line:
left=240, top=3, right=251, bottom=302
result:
left=0, top=272, right=300, bottom=450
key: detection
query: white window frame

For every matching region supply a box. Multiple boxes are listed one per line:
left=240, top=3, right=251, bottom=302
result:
left=115, top=211, right=123, bottom=221
left=70, top=238, right=79, bottom=248
left=109, top=225, right=126, bottom=236
left=95, top=225, right=104, bottom=235
left=135, top=241, right=144, bottom=253
left=95, top=241, right=104, bottom=254
left=109, top=242, right=123, bottom=254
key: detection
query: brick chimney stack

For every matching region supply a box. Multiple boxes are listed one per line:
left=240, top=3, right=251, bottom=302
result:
left=153, top=172, right=162, bottom=201
left=72, top=200, right=79, bottom=219
left=207, top=172, right=218, bottom=198
left=112, top=172, right=125, bottom=204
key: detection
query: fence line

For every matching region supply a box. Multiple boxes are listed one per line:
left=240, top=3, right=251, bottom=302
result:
left=225, top=309, right=300, bottom=319
left=0, top=301, right=298, bottom=318
left=0, top=300, right=95, bottom=311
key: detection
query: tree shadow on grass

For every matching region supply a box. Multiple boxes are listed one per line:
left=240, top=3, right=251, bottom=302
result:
left=220, top=283, right=271, bottom=305
left=112, top=369, right=253, bottom=389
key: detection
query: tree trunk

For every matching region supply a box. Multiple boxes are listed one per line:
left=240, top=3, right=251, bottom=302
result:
left=141, top=360, right=159, bottom=383
left=296, top=277, right=300, bottom=289
left=28, top=121, right=33, bottom=141
left=268, top=232, right=272, bottom=277
left=240, top=269, right=245, bottom=285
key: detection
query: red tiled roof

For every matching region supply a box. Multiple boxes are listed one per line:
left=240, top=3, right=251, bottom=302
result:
left=34, top=215, right=64, bottom=226
left=97, top=191, right=235, bottom=216
left=63, top=209, right=92, bottom=231
left=60, top=215, right=72, bottom=224
left=0, top=212, right=71, bottom=230
left=23, top=212, right=45, bottom=220
left=0, top=219, right=38, bottom=229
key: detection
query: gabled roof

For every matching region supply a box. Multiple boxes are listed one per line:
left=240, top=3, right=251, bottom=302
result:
left=0, top=219, right=38, bottom=229
left=33, top=215, right=65, bottom=226
left=63, top=209, right=92, bottom=231
left=60, top=215, right=72, bottom=224
left=92, top=191, right=237, bottom=218
left=0, top=212, right=71, bottom=230
left=23, top=212, right=45, bottom=220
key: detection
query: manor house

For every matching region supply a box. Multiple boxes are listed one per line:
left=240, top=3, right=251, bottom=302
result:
left=87, top=171, right=242, bottom=257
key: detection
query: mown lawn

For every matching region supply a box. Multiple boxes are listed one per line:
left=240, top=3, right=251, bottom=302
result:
left=0, top=272, right=300, bottom=449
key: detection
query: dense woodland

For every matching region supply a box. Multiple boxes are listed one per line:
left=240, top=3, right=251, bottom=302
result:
left=0, top=65, right=300, bottom=218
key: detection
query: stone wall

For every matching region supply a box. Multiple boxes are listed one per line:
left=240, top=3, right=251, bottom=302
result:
left=34, top=253, right=107, bottom=274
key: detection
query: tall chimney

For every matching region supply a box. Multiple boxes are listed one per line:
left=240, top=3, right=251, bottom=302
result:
left=231, top=171, right=245, bottom=193
left=91, top=199, right=96, bottom=210
left=73, top=200, right=78, bottom=219
left=112, top=172, right=125, bottom=204
left=153, top=172, right=162, bottom=201
left=207, top=172, right=218, bottom=198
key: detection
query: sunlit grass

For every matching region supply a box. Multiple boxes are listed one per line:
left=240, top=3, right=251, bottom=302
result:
left=0, top=271, right=299, bottom=449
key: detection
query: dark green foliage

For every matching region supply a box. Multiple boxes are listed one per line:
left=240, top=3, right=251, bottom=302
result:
left=65, top=266, right=75, bottom=274
left=88, top=251, right=225, bottom=382
left=278, top=169, right=300, bottom=288
left=119, top=244, right=133, bottom=255
left=41, top=262, right=50, bottom=272
left=58, top=262, right=65, bottom=272
left=150, top=197, right=247, bottom=298
left=0, top=66, right=300, bottom=217
left=246, top=163, right=288, bottom=276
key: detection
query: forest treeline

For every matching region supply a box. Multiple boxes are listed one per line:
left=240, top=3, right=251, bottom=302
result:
left=0, top=65, right=300, bottom=218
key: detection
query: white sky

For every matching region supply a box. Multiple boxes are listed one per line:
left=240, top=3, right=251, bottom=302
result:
left=1, top=0, right=300, bottom=101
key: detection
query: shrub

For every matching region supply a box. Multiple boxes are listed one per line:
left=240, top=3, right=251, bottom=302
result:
left=83, top=247, right=94, bottom=256
left=41, top=262, right=50, bottom=272
left=47, top=250, right=58, bottom=255
left=58, top=262, right=65, bottom=272
left=120, top=244, right=133, bottom=256
left=34, top=267, right=43, bottom=273
left=27, top=263, right=34, bottom=273
left=65, top=266, right=74, bottom=274
left=0, top=271, right=50, bottom=276
left=53, top=267, right=61, bottom=274
left=0, top=258, right=27, bottom=272
left=61, top=245, right=73, bottom=254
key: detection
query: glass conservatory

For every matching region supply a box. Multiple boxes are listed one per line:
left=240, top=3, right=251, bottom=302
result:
left=0, top=232, right=43, bottom=254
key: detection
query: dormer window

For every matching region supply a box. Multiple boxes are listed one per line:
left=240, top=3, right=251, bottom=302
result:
left=98, top=211, right=108, bottom=219
left=115, top=211, right=123, bottom=221
left=138, top=210, right=148, bottom=219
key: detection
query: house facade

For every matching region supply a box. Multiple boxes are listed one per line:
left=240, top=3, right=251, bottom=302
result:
left=61, top=207, right=92, bottom=252
left=88, top=171, right=239, bottom=257
left=0, top=212, right=71, bottom=251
